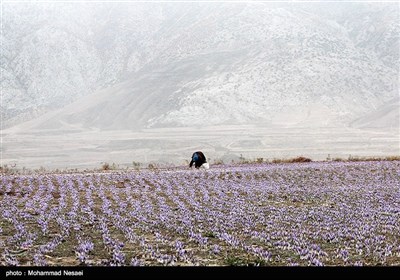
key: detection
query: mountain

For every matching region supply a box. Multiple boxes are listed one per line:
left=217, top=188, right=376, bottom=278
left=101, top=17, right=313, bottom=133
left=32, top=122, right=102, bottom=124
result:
left=350, top=97, right=399, bottom=129
left=2, top=2, right=399, bottom=130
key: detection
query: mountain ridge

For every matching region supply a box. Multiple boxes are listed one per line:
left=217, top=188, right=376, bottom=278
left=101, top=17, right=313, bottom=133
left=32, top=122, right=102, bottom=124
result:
left=2, top=2, right=399, bottom=130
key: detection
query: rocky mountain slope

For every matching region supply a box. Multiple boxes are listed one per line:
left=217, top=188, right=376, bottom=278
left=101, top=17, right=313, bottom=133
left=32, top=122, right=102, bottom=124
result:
left=2, top=2, right=399, bottom=130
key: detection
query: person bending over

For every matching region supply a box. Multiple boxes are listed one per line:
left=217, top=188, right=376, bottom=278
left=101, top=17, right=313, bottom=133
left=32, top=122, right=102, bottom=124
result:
left=189, top=151, right=209, bottom=169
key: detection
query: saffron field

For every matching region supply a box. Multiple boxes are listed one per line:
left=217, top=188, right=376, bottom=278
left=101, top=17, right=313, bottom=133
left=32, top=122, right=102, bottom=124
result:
left=1, top=161, right=399, bottom=266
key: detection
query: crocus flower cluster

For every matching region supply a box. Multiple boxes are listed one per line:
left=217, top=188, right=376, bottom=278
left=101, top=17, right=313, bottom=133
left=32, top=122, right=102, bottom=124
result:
left=0, top=161, right=399, bottom=266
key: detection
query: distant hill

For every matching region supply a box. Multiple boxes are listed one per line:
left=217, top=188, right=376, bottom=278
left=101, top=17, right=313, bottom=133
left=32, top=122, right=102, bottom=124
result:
left=2, top=2, right=399, bottom=130
left=350, top=97, right=399, bottom=130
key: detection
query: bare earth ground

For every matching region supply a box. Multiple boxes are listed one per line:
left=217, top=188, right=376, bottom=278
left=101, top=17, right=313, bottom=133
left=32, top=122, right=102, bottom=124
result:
left=1, top=125, right=399, bottom=170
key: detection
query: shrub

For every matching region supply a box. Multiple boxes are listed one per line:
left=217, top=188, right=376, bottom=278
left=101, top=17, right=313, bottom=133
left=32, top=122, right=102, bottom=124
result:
left=289, top=156, right=312, bottom=163
left=385, top=156, right=400, bottom=161
left=148, top=163, right=156, bottom=170
left=272, top=158, right=283, bottom=164
left=272, top=156, right=312, bottom=164
left=101, top=162, right=117, bottom=170
left=102, top=163, right=110, bottom=170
